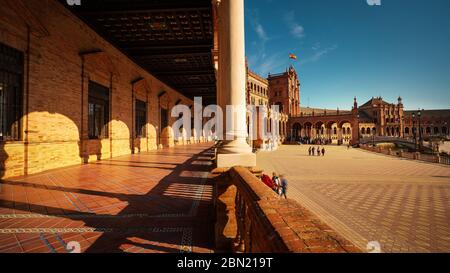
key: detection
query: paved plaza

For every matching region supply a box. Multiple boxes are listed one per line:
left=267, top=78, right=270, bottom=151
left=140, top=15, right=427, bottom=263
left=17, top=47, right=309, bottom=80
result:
left=0, top=143, right=215, bottom=253
left=257, top=145, right=450, bottom=253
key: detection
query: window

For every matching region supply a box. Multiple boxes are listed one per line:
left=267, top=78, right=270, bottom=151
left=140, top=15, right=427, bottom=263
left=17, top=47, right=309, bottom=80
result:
left=135, top=99, right=147, bottom=137
left=0, top=43, right=24, bottom=141
left=160, top=107, right=168, bottom=132
left=88, top=81, right=110, bottom=139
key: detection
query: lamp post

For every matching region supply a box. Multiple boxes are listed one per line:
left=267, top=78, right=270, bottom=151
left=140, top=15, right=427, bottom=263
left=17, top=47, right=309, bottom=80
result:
left=412, top=113, right=417, bottom=151
left=418, top=109, right=423, bottom=151
left=396, top=118, right=400, bottom=137
left=445, top=122, right=448, bottom=137
left=372, top=118, right=376, bottom=147
left=357, top=114, right=361, bottom=143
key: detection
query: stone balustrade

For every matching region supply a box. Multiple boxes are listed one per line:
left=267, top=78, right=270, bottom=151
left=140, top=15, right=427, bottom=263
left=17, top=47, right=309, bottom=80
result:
left=360, top=145, right=449, bottom=165
left=212, top=167, right=361, bottom=253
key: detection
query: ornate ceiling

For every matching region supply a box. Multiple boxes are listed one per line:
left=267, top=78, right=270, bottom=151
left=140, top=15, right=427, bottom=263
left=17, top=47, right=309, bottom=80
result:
left=61, top=0, right=216, bottom=105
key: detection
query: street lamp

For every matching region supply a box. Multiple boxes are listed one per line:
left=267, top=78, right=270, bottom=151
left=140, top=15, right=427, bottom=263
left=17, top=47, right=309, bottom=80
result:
left=418, top=109, right=423, bottom=150
left=412, top=113, right=417, bottom=151
left=357, top=114, right=360, bottom=145
left=372, top=118, right=376, bottom=147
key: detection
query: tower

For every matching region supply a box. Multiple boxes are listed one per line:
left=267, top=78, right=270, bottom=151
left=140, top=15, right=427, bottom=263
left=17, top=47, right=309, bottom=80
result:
left=268, top=66, right=301, bottom=116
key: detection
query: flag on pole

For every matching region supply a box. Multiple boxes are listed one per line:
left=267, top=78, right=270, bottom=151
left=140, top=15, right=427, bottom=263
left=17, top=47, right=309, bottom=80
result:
left=289, top=53, right=297, bottom=60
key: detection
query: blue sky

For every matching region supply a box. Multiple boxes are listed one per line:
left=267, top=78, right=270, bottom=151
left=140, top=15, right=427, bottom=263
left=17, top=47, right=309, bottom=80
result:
left=245, top=0, right=450, bottom=110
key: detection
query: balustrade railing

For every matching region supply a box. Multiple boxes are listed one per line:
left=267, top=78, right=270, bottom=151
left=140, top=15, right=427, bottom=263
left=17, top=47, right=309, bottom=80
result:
left=360, top=145, right=449, bottom=166
left=213, top=167, right=362, bottom=253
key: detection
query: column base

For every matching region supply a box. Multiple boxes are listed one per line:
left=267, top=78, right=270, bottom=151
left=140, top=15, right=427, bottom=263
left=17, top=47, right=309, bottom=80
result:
left=216, top=153, right=256, bottom=168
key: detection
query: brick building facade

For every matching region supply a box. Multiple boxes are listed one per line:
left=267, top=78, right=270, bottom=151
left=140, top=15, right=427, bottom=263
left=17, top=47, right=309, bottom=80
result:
left=0, top=0, right=198, bottom=179
left=358, top=96, right=405, bottom=138
left=245, top=66, right=289, bottom=149
left=268, top=66, right=301, bottom=117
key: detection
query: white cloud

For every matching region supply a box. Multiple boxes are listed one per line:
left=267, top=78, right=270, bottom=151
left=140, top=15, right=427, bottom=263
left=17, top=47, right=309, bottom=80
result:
left=285, top=11, right=305, bottom=39
left=300, top=44, right=338, bottom=65
left=249, top=52, right=286, bottom=76
left=255, top=24, right=269, bottom=42
left=291, top=24, right=305, bottom=39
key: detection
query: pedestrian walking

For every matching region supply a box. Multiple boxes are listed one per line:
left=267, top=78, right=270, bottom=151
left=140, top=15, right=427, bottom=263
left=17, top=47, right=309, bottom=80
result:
left=272, top=172, right=281, bottom=195
left=317, top=146, right=321, bottom=156
left=312, top=147, right=315, bottom=156
left=308, top=146, right=312, bottom=156
left=280, top=174, right=288, bottom=199
left=322, top=147, right=325, bottom=156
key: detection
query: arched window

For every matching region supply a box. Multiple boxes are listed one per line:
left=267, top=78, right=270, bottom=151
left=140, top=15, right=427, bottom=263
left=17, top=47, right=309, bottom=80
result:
left=372, top=128, right=377, bottom=135
left=347, top=128, right=351, bottom=135
left=405, top=127, right=410, bottom=135
left=434, top=127, right=439, bottom=135
left=442, top=127, right=448, bottom=135
left=426, top=127, right=431, bottom=134
left=361, top=128, right=366, bottom=135
left=334, top=128, right=337, bottom=135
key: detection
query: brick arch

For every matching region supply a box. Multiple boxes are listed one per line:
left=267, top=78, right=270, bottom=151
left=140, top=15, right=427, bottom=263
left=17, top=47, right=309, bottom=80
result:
left=326, top=121, right=337, bottom=129
left=314, top=121, right=325, bottom=128
left=83, top=51, right=120, bottom=78
left=292, top=123, right=302, bottom=138
left=338, top=120, right=352, bottom=128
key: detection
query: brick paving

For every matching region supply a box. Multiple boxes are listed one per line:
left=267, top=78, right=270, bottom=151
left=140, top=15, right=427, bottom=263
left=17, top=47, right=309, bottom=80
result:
left=257, top=145, right=450, bottom=253
left=0, top=143, right=215, bottom=253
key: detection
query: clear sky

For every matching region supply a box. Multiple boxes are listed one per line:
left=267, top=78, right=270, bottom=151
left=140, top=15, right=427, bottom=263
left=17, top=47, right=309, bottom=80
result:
left=244, top=0, right=450, bottom=110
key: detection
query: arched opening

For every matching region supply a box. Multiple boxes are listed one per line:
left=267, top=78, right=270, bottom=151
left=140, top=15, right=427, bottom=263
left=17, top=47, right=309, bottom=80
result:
left=442, top=127, right=448, bottom=135
left=275, top=102, right=284, bottom=113
left=304, top=122, right=313, bottom=139
left=292, top=123, right=302, bottom=140
left=434, top=127, right=439, bottom=135
left=314, top=121, right=324, bottom=139
left=405, top=127, right=410, bottom=135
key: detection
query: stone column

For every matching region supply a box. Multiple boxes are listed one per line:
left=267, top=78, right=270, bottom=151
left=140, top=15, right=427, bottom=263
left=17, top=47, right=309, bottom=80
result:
left=217, top=0, right=256, bottom=167
left=337, top=127, right=343, bottom=145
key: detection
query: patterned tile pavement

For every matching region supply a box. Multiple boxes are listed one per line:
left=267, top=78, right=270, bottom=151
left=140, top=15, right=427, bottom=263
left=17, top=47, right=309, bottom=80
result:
left=257, top=145, right=450, bottom=253
left=0, top=143, right=215, bottom=253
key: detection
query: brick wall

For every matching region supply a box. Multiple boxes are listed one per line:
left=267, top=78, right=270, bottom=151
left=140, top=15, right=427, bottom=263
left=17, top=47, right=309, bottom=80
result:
left=214, top=167, right=362, bottom=253
left=0, top=0, right=195, bottom=179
